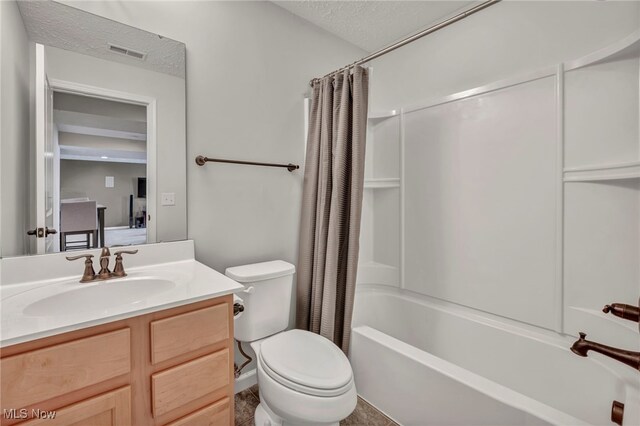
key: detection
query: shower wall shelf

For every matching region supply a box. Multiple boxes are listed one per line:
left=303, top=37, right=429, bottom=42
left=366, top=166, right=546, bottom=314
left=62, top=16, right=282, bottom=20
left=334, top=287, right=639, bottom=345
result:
left=357, top=261, right=399, bottom=287
left=563, top=161, right=640, bottom=182
left=364, top=178, right=400, bottom=189
left=564, top=29, right=640, bottom=71
left=368, top=110, right=399, bottom=123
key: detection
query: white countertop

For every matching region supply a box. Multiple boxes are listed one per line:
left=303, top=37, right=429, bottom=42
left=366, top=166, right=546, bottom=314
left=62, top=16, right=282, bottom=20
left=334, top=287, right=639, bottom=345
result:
left=0, top=242, right=244, bottom=347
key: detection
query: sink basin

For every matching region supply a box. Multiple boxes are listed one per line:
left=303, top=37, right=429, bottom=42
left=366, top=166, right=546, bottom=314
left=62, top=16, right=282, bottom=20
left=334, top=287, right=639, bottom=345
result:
left=23, top=278, right=176, bottom=317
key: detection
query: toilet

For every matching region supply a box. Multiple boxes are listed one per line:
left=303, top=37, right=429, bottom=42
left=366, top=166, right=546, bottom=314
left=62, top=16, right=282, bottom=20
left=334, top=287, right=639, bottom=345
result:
left=226, top=260, right=357, bottom=426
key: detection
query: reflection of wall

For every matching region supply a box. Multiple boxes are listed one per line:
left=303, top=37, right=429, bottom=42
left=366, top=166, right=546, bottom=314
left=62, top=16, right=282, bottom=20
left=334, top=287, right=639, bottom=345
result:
left=54, top=92, right=147, bottom=122
left=0, top=0, right=31, bottom=257
left=59, top=133, right=146, bottom=153
left=60, top=160, right=146, bottom=227
left=45, top=45, right=186, bottom=243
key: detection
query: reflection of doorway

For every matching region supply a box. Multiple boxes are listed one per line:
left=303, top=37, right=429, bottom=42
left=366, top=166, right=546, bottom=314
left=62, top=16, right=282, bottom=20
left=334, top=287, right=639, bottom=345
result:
left=46, top=81, right=156, bottom=252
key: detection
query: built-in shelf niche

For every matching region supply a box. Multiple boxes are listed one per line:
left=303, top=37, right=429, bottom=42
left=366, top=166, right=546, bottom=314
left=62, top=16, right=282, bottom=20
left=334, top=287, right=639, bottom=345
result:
left=562, top=30, right=640, bottom=345
left=564, top=30, right=639, bottom=170
left=563, top=179, right=639, bottom=349
left=359, top=108, right=401, bottom=286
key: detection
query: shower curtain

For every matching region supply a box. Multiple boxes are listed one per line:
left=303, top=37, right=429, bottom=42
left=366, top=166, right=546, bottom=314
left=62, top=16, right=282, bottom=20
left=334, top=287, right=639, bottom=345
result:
left=296, top=66, right=369, bottom=353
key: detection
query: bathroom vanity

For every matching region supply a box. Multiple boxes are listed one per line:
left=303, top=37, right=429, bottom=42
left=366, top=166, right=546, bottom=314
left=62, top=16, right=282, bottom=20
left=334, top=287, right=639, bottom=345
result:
left=0, top=241, right=243, bottom=425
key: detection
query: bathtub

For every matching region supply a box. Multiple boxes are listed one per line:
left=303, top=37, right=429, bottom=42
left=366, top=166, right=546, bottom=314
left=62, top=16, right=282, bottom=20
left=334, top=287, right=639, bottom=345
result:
left=350, top=285, right=640, bottom=426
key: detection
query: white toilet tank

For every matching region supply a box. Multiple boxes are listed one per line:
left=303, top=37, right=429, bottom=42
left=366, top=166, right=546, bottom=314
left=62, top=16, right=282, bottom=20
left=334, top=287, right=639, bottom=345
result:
left=226, top=260, right=295, bottom=343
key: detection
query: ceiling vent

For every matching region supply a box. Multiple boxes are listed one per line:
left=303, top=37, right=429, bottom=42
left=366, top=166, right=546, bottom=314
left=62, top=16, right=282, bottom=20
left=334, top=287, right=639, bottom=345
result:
left=108, top=43, right=147, bottom=60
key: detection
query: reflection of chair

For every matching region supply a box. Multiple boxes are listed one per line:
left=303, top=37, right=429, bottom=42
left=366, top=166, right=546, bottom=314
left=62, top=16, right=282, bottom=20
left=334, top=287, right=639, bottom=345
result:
left=60, top=200, right=98, bottom=251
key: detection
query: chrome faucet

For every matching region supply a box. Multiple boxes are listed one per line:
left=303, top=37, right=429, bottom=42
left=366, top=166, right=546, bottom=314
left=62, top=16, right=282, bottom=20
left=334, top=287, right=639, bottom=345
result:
left=570, top=332, right=640, bottom=371
left=67, top=248, right=138, bottom=283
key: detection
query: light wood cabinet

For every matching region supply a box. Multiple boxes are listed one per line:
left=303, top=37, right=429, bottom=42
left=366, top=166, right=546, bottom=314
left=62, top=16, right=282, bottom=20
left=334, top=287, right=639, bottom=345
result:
left=165, top=398, right=230, bottom=426
left=152, top=350, right=230, bottom=417
left=0, top=295, right=234, bottom=426
left=21, top=387, right=131, bottom=426
left=1, top=329, right=131, bottom=410
left=150, top=304, right=229, bottom=365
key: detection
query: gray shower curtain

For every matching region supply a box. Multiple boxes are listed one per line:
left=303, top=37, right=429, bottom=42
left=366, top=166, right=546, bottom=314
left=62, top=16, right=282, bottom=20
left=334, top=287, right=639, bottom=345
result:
left=296, top=66, right=369, bottom=353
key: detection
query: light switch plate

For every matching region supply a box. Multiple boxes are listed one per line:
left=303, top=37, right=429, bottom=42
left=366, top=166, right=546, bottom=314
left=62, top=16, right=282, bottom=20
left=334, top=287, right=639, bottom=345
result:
left=105, top=176, right=114, bottom=188
left=161, top=193, right=175, bottom=206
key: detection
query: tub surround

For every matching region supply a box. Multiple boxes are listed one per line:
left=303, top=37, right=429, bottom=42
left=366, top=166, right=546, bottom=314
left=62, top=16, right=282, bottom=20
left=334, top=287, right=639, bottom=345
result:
left=0, top=240, right=243, bottom=346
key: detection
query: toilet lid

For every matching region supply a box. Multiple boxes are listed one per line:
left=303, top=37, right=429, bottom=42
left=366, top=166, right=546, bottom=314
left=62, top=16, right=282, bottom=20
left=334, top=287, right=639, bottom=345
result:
left=259, top=329, right=353, bottom=395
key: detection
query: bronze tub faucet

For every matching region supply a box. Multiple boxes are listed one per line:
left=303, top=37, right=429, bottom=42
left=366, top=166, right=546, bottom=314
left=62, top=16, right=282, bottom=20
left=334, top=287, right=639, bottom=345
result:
left=570, top=332, right=639, bottom=371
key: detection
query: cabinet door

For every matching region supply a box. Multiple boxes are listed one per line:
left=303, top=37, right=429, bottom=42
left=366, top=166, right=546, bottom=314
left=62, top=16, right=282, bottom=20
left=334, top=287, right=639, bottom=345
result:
left=165, top=398, right=230, bottom=426
left=1, top=329, right=130, bottom=410
left=21, top=387, right=131, bottom=426
left=151, top=349, right=230, bottom=417
left=150, top=303, right=229, bottom=364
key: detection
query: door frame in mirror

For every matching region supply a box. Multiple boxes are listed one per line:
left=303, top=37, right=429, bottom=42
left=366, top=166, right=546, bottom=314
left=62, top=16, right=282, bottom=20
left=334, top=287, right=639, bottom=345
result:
left=47, top=78, right=158, bottom=247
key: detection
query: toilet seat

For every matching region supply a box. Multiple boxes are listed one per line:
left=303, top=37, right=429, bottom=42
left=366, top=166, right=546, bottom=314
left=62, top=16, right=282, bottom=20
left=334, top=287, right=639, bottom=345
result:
left=258, top=329, right=354, bottom=397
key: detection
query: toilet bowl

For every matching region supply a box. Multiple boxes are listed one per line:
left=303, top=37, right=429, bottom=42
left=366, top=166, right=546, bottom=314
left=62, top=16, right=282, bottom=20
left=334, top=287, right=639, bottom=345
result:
left=251, top=330, right=357, bottom=426
left=226, top=261, right=357, bottom=426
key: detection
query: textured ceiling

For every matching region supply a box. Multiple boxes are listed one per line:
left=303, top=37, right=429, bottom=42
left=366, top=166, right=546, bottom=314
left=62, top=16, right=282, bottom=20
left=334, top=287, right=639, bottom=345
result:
left=273, top=1, right=474, bottom=52
left=17, top=0, right=185, bottom=78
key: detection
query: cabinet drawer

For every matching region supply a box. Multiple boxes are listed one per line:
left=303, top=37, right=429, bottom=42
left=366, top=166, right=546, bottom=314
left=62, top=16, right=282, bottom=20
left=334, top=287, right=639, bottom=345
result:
left=1, top=329, right=130, bottom=410
left=165, top=397, right=230, bottom=426
left=150, top=304, right=229, bottom=364
left=21, top=386, right=131, bottom=426
left=151, top=349, right=230, bottom=418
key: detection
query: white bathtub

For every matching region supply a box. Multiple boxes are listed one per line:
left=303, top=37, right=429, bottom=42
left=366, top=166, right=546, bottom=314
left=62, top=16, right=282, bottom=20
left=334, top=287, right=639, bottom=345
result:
left=350, top=285, right=640, bottom=426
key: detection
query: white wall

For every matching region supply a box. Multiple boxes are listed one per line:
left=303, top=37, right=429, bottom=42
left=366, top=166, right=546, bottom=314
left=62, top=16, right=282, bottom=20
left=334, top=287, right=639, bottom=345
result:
left=0, top=0, right=31, bottom=257
left=59, top=2, right=366, bottom=382
left=60, top=159, right=146, bottom=227
left=44, top=45, right=187, bottom=244
left=369, top=1, right=640, bottom=110
left=61, top=1, right=366, bottom=273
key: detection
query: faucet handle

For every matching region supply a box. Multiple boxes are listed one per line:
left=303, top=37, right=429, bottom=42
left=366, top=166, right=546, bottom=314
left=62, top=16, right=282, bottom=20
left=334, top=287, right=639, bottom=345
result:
left=112, top=249, right=138, bottom=277
left=114, top=249, right=138, bottom=256
left=603, top=303, right=640, bottom=323
left=66, top=254, right=94, bottom=261
left=65, top=254, right=96, bottom=283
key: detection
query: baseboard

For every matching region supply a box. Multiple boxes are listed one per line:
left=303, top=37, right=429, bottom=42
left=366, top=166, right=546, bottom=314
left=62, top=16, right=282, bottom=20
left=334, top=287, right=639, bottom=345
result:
left=234, top=368, right=257, bottom=394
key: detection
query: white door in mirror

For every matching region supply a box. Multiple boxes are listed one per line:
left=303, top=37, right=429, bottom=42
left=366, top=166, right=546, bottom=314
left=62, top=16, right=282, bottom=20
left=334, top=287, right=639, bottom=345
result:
left=34, top=43, right=56, bottom=254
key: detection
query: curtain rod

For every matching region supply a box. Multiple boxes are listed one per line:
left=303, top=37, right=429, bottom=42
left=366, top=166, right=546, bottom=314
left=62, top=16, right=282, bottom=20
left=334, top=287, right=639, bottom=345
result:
left=309, top=0, right=501, bottom=86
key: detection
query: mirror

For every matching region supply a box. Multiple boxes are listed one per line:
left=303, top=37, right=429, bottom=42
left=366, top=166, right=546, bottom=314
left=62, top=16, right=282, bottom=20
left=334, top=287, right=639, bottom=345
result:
left=0, top=0, right=187, bottom=257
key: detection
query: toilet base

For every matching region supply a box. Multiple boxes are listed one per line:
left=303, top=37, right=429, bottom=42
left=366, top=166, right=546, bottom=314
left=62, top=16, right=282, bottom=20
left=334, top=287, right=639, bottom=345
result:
left=253, top=401, right=340, bottom=426
left=254, top=403, right=280, bottom=426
